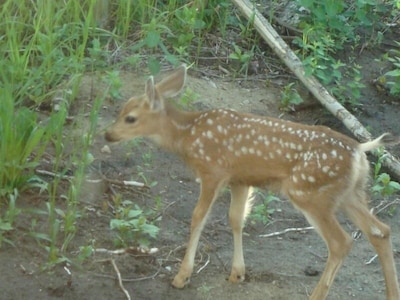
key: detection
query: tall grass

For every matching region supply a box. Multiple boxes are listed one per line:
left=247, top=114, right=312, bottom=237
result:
left=0, top=0, right=233, bottom=262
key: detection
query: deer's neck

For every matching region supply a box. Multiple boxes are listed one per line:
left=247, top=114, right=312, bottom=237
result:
left=151, top=102, right=200, bottom=153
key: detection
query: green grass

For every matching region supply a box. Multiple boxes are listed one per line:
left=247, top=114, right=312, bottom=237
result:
left=0, top=0, right=234, bottom=265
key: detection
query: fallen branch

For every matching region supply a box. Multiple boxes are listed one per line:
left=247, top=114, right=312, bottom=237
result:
left=196, top=252, right=211, bottom=274
left=35, top=169, right=147, bottom=188
left=259, top=226, right=314, bottom=238
left=232, top=0, right=400, bottom=180
left=365, top=254, right=378, bottom=265
left=111, top=259, right=131, bottom=300
left=94, top=246, right=159, bottom=255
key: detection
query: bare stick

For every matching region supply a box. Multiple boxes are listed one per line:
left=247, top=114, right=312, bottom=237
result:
left=94, top=246, right=159, bottom=255
left=111, top=259, right=131, bottom=300
left=196, top=253, right=211, bottom=274
left=35, top=169, right=146, bottom=188
left=365, top=254, right=378, bottom=265
left=259, top=226, right=314, bottom=238
left=232, top=0, right=400, bottom=179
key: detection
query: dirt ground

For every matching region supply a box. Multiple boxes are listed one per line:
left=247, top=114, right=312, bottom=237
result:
left=1, top=11, right=400, bottom=300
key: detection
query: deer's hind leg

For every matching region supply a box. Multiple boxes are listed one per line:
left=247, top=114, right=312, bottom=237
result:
left=288, top=187, right=353, bottom=300
left=340, top=189, right=400, bottom=300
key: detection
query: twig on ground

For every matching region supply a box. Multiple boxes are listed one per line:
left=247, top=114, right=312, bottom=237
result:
left=94, top=246, right=159, bottom=255
left=365, top=254, right=378, bottom=265
left=373, top=198, right=400, bottom=216
left=196, top=252, right=210, bottom=274
left=111, top=259, right=131, bottom=300
left=35, top=169, right=146, bottom=187
left=259, top=226, right=314, bottom=238
left=64, top=265, right=72, bottom=287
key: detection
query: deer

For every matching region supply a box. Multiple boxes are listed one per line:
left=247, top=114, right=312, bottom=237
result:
left=105, top=64, right=400, bottom=299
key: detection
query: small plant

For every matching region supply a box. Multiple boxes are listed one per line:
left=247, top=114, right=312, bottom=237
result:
left=382, top=41, right=400, bottom=96
left=0, top=95, right=66, bottom=197
left=372, top=149, right=400, bottom=198
left=175, top=87, right=199, bottom=109
left=0, top=190, right=21, bottom=247
left=280, top=82, right=304, bottom=111
left=249, top=190, right=280, bottom=225
left=104, top=70, right=123, bottom=100
left=110, top=196, right=159, bottom=248
left=229, top=44, right=255, bottom=75
left=293, top=0, right=395, bottom=108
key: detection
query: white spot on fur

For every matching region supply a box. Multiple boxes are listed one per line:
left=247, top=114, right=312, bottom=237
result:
left=308, top=176, right=316, bottom=183
left=322, top=166, right=330, bottom=173
left=328, top=171, right=337, bottom=177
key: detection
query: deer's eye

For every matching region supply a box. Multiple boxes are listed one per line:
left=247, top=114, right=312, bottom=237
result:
left=125, top=115, right=137, bottom=124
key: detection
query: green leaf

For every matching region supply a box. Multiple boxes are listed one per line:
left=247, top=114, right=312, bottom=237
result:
left=0, top=222, right=13, bottom=231
left=388, top=181, right=400, bottom=191
left=145, top=31, right=160, bottom=48
left=127, top=209, right=142, bottom=219
left=148, top=58, right=161, bottom=75
left=385, top=70, right=400, bottom=77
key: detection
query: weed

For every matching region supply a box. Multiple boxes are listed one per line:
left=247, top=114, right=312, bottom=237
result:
left=249, top=190, right=280, bottom=225
left=229, top=44, right=255, bottom=75
left=104, top=70, right=123, bottom=100
left=197, top=283, right=214, bottom=298
left=137, top=166, right=158, bottom=188
left=0, top=190, right=21, bottom=247
left=0, top=92, right=66, bottom=197
left=294, top=0, right=395, bottom=108
left=382, top=41, right=400, bottom=96
left=178, top=87, right=200, bottom=109
left=110, top=196, right=159, bottom=248
left=372, top=149, right=400, bottom=198
left=280, top=82, right=304, bottom=111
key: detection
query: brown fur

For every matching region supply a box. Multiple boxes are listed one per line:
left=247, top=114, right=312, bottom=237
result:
left=105, top=65, right=400, bottom=300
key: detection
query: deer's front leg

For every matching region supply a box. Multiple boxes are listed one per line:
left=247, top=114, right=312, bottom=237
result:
left=172, top=177, right=224, bottom=288
left=228, top=185, right=252, bottom=283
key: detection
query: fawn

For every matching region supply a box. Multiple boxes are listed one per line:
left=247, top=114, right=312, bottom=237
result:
left=105, top=64, right=400, bottom=299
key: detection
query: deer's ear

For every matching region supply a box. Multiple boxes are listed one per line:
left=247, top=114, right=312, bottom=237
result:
left=145, top=76, right=164, bottom=111
left=155, top=64, right=187, bottom=99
